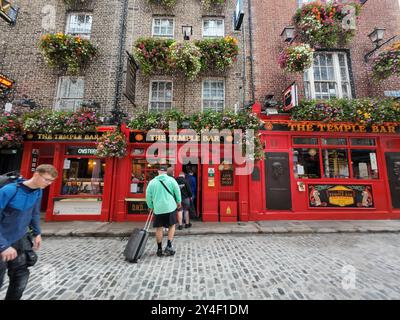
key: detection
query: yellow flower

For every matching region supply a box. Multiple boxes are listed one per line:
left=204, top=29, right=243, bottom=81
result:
left=364, top=113, right=371, bottom=118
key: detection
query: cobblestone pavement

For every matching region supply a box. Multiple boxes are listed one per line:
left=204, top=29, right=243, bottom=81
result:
left=1, top=233, right=400, bottom=300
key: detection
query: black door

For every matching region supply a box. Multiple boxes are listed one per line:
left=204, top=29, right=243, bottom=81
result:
left=265, top=152, right=292, bottom=210
left=385, top=152, right=400, bottom=209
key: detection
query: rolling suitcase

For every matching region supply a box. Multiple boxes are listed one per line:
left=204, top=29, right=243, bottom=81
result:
left=123, top=211, right=153, bottom=263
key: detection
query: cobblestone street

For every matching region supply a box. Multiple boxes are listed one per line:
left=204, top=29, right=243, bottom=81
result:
left=1, top=233, right=400, bottom=300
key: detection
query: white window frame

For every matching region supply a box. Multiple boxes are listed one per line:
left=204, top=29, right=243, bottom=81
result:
left=65, top=13, right=93, bottom=39
left=202, top=79, right=225, bottom=112
left=202, top=18, right=225, bottom=38
left=152, top=17, right=174, bottom=38
left=148, top=80, right=173, bottom=112
left=55, top=77, right=85, bottom=111
left=304, top=52, right=352, bottom=100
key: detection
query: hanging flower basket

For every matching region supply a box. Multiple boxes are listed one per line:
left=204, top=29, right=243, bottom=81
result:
left=195, top=36, right=239, bottom=72
left=39, top=33, right=97, bottom=75
left=96, top=130, right=127, bottom=158
left=0, top=112, right=23, bottom=149
left=293, top=1, right=361, bottom=48
left=171, top=42, right=202, bottom=80
left=200, top=0, right=226, bottom=9
left=278, top=43, right=314, bottom=73
left=148, top=0, right=177, bottom=9
left=372, top=41, right=400, bottom=81
left=133, top=37, right=175, bottom=76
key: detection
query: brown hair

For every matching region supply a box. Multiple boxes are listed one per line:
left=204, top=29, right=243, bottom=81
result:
left=35, top=164, right=58, bottom=178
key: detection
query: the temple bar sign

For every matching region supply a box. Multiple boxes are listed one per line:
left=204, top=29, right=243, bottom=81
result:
left=0, top=0, right=19, bottom=25
left=264, top=121, right=400, bottom=134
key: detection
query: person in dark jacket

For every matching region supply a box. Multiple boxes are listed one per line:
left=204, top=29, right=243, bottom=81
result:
left=175, top=172, right=193, bottom=230
left=0, top=164, right=58, bottom=300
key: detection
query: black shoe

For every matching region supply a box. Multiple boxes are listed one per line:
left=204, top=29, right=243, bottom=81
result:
left=178, top=225, right=183, bottom=230
left=157, top=248, right=163, bottom=257
left=164, top=246, right=176, bottom=256
left=185, top=223, right=192, bottom=228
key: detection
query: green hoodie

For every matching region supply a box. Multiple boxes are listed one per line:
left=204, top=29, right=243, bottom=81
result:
left=146, top=174, right=182, bottom=215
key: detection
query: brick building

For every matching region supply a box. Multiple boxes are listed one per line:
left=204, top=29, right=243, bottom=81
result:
left=250, top=0, right=400, bottom=104
left=0, top=0, right=126, bottom=113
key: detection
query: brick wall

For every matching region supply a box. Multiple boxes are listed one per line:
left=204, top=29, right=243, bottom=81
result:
left=121, top=0, right=250, bottom=115
left=251, top=0, right=400, bottom=105
left=0, top=0, right=123, bottom=114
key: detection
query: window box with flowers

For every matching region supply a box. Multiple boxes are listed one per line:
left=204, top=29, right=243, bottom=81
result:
left=195, top=36, right=239, bottom=72
left=171, top=42, right=202, bottom=80
left=293, top=1, right=361, bottom=48
left=23, top=109, right=100, bottom=134
left=290, top=98, right=400, bottom=125
left=95, top=130, right=127, bottom=158
left=0, top=112, right=23, bottom=149
left=39, top=33, right=97, bottom=75
left=279, top=43, right=314, bottom=73
left=372, top=41, right=400, bottom=81
left=127, top=109, right=265, bottom=160
left=63, top=0, right=94, bottom=9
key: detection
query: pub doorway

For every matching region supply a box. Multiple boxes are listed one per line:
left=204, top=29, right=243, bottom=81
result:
left=182, top=162, right=201, bottom=220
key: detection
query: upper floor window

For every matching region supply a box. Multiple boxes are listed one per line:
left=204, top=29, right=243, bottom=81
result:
left=304, top=52, right=352, bottom=100
left=152, top=18, right=174, bottom=38
left=297, top=0, right=330, bottom=7
left=66, top=13, right=92, bottom=39
left=202, top=19, right=224, bottom=38
left=55, top=77, right=85, bottom=111
left=149, top=80, right=173, bottom=112
left=202, top=80, right=224, bottom=112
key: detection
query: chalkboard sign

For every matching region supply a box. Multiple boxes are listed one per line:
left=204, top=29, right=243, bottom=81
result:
left=220, top=170, right=234, bottom=186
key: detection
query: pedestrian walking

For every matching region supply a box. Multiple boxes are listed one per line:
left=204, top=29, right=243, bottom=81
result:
left=146, top=165, right=181, bottom=257
left=175, top=172, right=193, bottom=230
left=0, top=164, right=58, bottom=300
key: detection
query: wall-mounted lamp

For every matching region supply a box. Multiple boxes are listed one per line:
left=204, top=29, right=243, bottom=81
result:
left=280, top=26, right=296, bottom=42
left=182, top=25, right=193, bottom=41
left=364, top=27, right=398, bottom=62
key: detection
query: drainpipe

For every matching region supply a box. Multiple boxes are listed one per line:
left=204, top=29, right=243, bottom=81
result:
left=247, top=0, right=255, bottom=104
left=113, top=0, right=129, bottom=115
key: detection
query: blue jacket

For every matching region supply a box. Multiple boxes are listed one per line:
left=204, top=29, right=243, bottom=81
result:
left=0, top=180, right=43, bottom=253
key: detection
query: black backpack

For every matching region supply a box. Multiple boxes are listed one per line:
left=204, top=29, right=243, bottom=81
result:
left=0, top=171, right=20, bottom=203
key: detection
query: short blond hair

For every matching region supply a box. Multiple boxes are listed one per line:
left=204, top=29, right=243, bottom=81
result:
left=36, top=164, right=58, bottom=178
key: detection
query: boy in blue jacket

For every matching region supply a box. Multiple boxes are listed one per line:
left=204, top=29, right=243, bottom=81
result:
left=0, top=164, right=58, bottom=300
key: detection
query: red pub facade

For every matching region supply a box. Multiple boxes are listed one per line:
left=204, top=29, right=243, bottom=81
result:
left=17, top=116, right=400, bottom=222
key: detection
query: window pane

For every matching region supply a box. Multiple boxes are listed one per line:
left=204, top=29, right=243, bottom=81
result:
left=293, top=137, right=318, bottom=145
left=293, top=148, right=321, bottom=179
left=351, top=138, right=376, bottom=146
left=351, top=150, right=379, bottom=179
left=203, top=80, right=224, bottom=112
left=61, top=158, right=105, bottom=195
left=323, top=149, right=349, bottom=178
left=322, top=138, right=347, bottom=145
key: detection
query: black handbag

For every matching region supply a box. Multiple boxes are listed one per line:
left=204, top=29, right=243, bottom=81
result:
left=25, top=235, right=38, bottom=267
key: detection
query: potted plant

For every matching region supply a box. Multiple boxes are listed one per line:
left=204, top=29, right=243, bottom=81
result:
left=200, top=0, right=226, bottom=9
left=278, top=43, right=314, bottom=73
left=39, top=33, right=97, bottom=75
left=372, top=41, right=400, bottom=81
left=293, top=1, right=361, bottom=48
left=148, top=0, right=177, bottom=9
left=0, top=112, right=23, bottom=149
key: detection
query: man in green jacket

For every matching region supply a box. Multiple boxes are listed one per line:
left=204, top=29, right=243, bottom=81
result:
left=146, top=165, right=181, bottom=257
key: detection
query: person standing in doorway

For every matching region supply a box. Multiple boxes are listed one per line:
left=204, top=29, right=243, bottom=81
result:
left=0, top=164, right=58, bottom=300
left=186, top=169, right=197, bottom=217
left=146, top=165, right=181, bottom=257
left=175, top=172, right=193, bottom=230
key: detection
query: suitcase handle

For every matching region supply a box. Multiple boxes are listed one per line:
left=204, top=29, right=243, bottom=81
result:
left=143, top=210, right=154, bottom=231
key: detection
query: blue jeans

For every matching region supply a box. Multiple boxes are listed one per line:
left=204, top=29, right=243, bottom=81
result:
left=0, top=240, right=31, bottom=300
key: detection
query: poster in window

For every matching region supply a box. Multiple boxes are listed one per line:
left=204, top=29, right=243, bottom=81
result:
left=309, top=185, right=374, bottom=208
